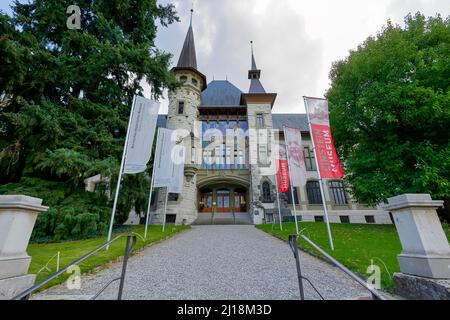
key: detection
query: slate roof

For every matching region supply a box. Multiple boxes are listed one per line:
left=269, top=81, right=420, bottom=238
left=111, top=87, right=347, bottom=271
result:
left=201, top=80, right=243, bottom=106
left=177, top=24, right=197, bottom=69
left=272, top=113, right=309, bottom=132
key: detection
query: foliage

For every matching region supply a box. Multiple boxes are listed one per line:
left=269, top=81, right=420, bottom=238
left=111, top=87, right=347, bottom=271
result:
left=257, top=222, right=450, bottom=291
left=0, top=1, right=179, bottom=238
left=327, top=13, right=450, bottom=216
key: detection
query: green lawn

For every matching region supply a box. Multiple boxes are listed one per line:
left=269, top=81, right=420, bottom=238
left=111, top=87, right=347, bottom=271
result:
left=256, top=222, right=450, bottom=292
left=27, top=225, right=190, bottom=292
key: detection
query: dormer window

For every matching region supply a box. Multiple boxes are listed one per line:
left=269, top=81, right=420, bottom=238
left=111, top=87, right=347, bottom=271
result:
left=180, top=75, right=187, bottom=84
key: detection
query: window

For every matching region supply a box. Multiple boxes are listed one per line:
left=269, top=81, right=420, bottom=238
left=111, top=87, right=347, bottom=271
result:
left=304, top=147, right=316, bottom=171
left=365, top=215, right=375, bottom=224
left=190, top=132, right=196, bottom=164
left=256, top=113, right=264, bottom=128
left=340, top=216, right=350, bottom=223
left=180, top=75, right=187, bottom=84
left=168, top=193, right=179, bottom=202
left=314, top=216, right=324, bottom=222
left=259, top=145, right=268, bottom=166
left=306, top=181, right=322, bottom=204
left=191, top=78, right=198, bottom=86
left=287, top=186, right=299, bottom=204
left=178, top=101, right=184, bottom=114
left=262, top=181, right=272, bottom=203
left=166, top=214, right=177, bottom=224
left=329, top=181, right=348, bottom=205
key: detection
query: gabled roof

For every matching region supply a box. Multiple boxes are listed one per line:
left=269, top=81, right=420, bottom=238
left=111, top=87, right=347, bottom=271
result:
left=201, top=80, right=243, bottom=106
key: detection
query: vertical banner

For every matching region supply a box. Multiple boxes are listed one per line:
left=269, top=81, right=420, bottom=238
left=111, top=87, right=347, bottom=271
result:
left=305, top=97, right=343, bottom=179
left=153, top=128, right=176, bottom=188
left=276, top=142, right=290, bottom=193
left=123, top=96, right=160, bottom=174
left=284, top=126, right=307, bottom=187
left=169, top=144, right=186, bottom=194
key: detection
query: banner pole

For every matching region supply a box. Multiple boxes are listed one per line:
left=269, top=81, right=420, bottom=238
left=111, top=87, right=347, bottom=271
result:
left=303, top=97, right=335, bottom=251
left=106, top=95, right=137, bottom=250
left=274, top=171, right=283, bottom=231
left=144, top=129, right=160, bottom=239
left=283, top=127, right=300, bottom=235
left=162, top=187, right=169, bottom=232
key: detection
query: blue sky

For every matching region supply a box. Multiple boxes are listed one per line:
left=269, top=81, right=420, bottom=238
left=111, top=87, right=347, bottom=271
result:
left=1, top=0, right=449, bottom=113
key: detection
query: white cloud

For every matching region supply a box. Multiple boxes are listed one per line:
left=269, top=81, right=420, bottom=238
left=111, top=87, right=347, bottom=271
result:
left=150, top=0, right=450, bottom=113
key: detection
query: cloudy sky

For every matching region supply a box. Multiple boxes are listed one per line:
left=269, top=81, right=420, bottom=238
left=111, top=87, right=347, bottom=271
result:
left=1, top=0, right=449, bottom=113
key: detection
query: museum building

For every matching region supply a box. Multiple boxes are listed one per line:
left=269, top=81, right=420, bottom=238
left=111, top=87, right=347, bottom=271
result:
left=147, top=17, right=391, bottom=226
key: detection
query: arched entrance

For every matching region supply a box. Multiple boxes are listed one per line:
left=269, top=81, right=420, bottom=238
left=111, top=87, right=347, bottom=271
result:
left=199, top=186, right=248, bottom=213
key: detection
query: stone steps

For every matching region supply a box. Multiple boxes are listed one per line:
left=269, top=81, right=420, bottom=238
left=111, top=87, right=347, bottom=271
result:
left=194, top=212, right=253, bottom=225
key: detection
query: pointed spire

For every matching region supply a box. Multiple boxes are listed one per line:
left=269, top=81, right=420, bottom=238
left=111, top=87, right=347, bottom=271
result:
left=248, top=41, right=266, bottom=93
left=176, top=8, right=197, bottom=70
left=251, top=41, right=257, bottom=70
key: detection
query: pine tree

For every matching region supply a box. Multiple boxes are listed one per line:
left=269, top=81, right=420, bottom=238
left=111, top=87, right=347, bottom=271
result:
left=0, top=0, right=179, bottom=239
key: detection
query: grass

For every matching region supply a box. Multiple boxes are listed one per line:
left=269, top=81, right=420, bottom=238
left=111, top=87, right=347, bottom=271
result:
left=27, top=225, right=190, bottom=293
left=256, top=222, right=450, bottom=292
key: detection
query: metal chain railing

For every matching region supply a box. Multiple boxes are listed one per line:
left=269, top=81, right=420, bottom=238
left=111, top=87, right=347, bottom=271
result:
left=288, top=234, right=386, bottom=300
left=12, top=235, right=137, bottom=300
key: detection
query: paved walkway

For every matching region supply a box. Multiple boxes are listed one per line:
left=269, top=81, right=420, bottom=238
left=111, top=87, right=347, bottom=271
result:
left=34, top=226, right=368, bottom=300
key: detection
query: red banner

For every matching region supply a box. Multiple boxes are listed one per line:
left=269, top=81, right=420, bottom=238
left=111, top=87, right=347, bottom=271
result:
left=276, top=159, right=290, bottom=193
left=311, top=123, right=343, bottom=179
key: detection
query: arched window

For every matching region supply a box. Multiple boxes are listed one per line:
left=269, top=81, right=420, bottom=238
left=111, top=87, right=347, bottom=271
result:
left=306, top=181, right=322, bottom=204
left=262, top=181, right=271, bottom=202
left=329, top=181, right=348, bottom=205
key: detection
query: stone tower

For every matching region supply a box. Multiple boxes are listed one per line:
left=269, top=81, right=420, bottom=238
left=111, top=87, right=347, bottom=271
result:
left=154, top=10, right=207, bottom=225
left=242, top=43, right=278, bottom=223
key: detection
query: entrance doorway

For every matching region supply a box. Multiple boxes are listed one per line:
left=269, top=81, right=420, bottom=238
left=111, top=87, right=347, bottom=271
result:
left=199, top=187, right=247, bottom=213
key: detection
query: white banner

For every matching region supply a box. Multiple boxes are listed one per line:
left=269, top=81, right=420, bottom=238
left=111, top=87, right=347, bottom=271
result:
left=284, top=126, right=307, bottom=187
left=153, top=128, right=176, bottom=188
left=123, top=95, right=160, bottom=174
left=168, top=145, right=186, bottom=194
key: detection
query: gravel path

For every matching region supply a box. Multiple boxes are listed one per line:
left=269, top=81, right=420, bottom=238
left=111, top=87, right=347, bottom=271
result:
left=33, top=226, right=368, bottom=300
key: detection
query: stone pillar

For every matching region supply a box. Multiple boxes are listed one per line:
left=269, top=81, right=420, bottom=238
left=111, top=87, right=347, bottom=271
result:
left=385, top=194, right=450, bottom=299
left=0, top=195, right=48, bottom=299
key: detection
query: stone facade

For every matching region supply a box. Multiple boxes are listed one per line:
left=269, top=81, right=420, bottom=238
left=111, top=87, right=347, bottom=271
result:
left=148, top=18, right=392, bottom=227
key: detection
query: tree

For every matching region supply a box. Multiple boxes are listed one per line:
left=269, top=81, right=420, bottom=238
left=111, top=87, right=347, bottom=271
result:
left=327, top=13, right=450, bottom=220
left=0, top=0, right=179, bottom=239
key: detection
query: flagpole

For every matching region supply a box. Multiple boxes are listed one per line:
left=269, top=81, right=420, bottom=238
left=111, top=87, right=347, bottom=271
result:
left=106, top=95, right=137, bottom=250
left=303, top=97, right=335, bottom=251
left=144, top=129, right=160, bottom=239
left=162, top=187, right=169, bottom=232
left=283, top=127, right=300, bottom=235
left=274, top=171, right=283, bottom=231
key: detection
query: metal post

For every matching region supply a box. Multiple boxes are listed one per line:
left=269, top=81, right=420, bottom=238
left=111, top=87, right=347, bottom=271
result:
left=283, top=127, right=300, bottom=235
left=117, top=235, right=136, bottom=300
left=144, top=129, right=160, bottom=239
left=56, top=251, right=60, bottom=272
left=107, top=96, right=137, bottom=249
left=303, top=97, right=335, bottom=251
left=289, top=234, right=305, bottom=300
left=162, top=187, right=169, bottom=232
left=274, top=170, right=283, bottom=231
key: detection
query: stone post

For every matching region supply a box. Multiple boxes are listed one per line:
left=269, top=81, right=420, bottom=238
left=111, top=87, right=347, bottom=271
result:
left=385, top=194, right=450, bottom=299
left=0, top=195, right=48, bottom=299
